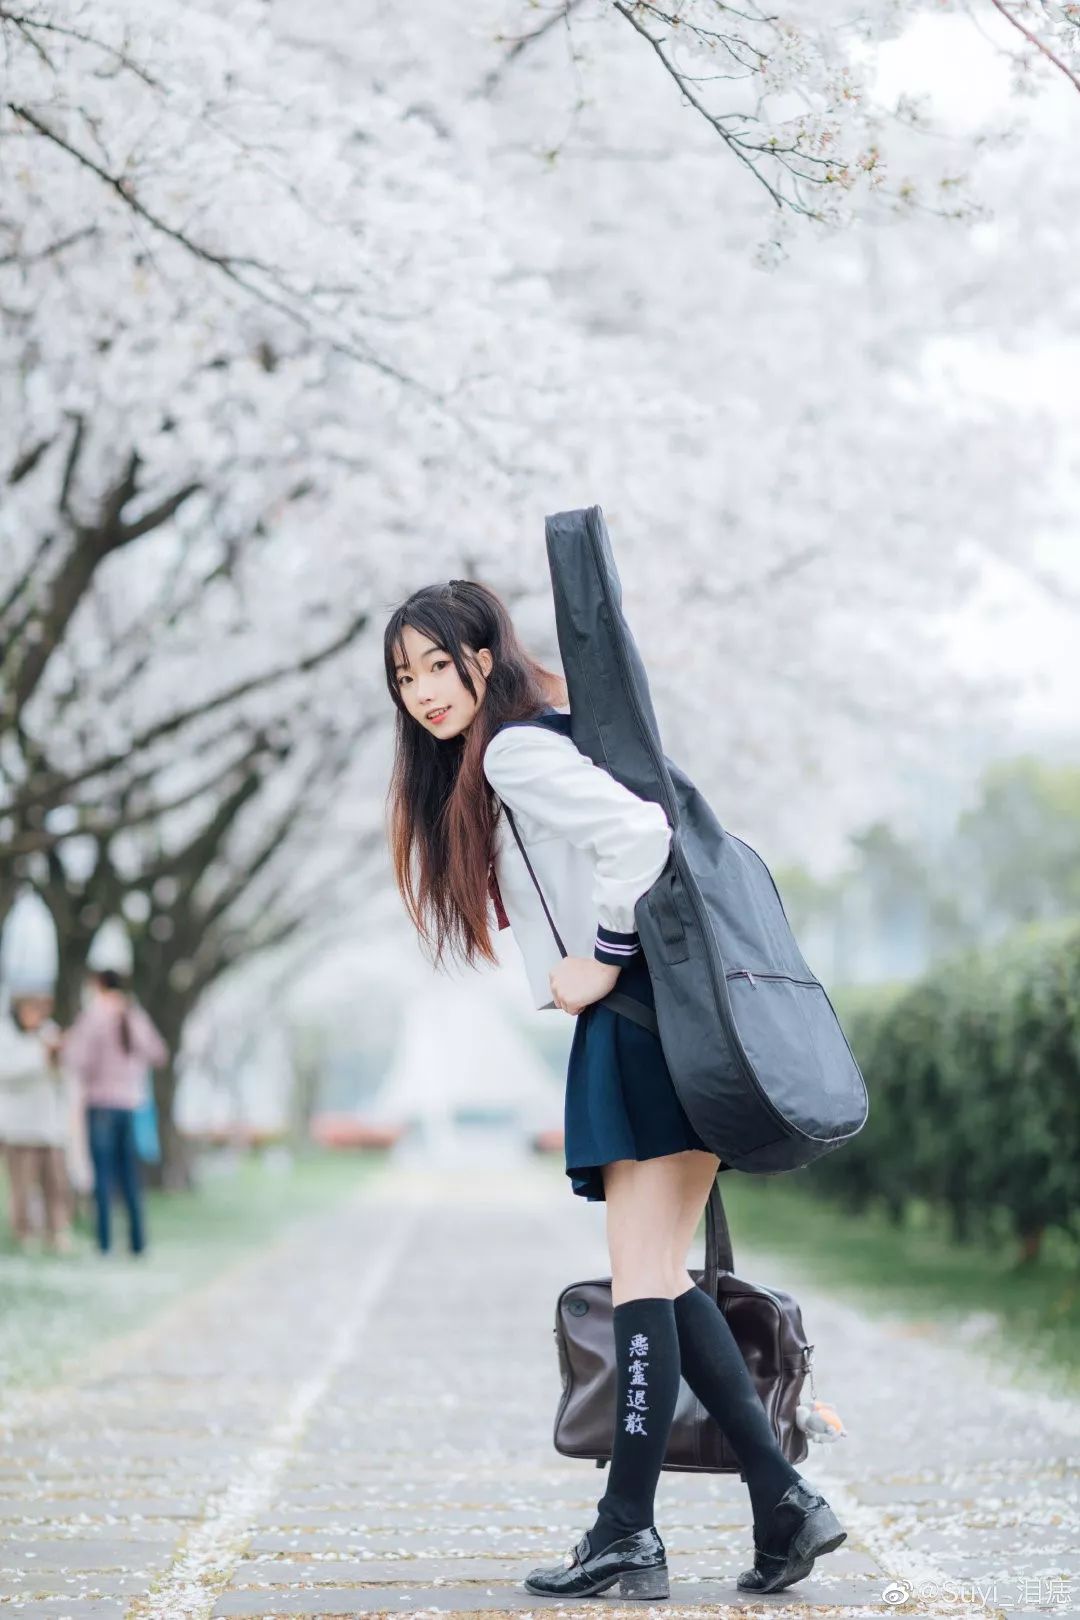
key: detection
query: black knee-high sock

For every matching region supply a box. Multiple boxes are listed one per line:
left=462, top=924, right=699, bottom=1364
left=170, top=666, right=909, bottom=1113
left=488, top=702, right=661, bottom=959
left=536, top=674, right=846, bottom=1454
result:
left=673, top=1281, right=801, bottom=1530
left=588, top=1297, right=681, bottom=1554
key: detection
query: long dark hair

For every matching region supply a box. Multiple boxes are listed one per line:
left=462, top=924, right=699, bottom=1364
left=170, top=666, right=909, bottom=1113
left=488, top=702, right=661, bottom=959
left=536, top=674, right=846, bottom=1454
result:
left=93, top=967, right=132, bottom=1054
left=383, top=578, right=567, bottom=971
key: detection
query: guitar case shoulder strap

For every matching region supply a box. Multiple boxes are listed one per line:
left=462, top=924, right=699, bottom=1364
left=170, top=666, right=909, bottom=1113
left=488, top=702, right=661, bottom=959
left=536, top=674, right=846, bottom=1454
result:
left=499, top=800, right=660, bottom=1038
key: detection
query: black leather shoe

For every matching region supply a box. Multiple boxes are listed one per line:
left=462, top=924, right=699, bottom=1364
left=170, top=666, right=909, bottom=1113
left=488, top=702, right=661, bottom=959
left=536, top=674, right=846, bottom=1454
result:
left=523, top=1524, right=670, bottom=1600
left=736, top=1476, right=846, bottom=1593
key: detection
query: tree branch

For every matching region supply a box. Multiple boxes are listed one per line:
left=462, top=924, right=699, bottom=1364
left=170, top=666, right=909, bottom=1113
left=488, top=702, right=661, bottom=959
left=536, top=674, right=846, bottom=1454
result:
left=985, top=0, right=1080, bottom=94
left=116, top=477, right=203, bottom=544
left=5, top=607, right=371, bottom=813
left=198, top=733, right=363, bottom=933
left=7, top=435, right=55, bottom=485
left=2, top=738, right=269, bottom=858
left=5, top=101, right=432, bottom=396
left=0, top=224, right=99, bottom=267
left=471, top=0, right=588, bottom=98
left=2, top=450, right=202, bottom=724
left=58, top=412, right=85, bottom=518
left=0, top=532, right=56, bottom=634
left=611, top=0, right=841, bottom=213
left=0, top=8, right=161, bottom=88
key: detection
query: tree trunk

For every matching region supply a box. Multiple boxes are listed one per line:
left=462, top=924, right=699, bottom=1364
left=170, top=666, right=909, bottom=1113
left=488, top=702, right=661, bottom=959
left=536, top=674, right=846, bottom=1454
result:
left=145, top=1060, right=196, bottom=1191
left=288, top=1033, right=324, bottom=1150
left=1016, top=1225, right=1043, bottom=1265
left=0, top=872, right=19, bottom=949
left=53, top=932, right=94, bottom=1026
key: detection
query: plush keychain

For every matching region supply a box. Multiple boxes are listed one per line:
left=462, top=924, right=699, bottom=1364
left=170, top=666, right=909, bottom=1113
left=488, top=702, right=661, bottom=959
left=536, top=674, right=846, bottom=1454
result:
left=794, top=1344, right=847, bottom=1443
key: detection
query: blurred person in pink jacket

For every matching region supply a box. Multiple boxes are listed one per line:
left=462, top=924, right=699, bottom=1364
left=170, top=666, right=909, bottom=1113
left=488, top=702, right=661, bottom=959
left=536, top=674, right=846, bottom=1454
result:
left=62, top=969, right=168, bottom=1256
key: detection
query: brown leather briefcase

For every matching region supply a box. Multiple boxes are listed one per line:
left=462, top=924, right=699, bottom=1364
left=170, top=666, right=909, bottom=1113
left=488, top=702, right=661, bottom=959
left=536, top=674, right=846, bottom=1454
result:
left=552, top=1179, right=813, bottom=1473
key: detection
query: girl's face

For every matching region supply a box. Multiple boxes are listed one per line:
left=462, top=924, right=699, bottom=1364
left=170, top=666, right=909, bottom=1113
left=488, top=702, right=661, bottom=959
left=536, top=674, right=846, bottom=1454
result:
left=394, top=623, right=493, bottom=740
left=13, top=995, right=50, bottom=1031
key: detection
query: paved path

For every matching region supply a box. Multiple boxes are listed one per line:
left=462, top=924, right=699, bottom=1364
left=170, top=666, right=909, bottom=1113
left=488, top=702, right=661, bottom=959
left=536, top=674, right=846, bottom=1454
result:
left=0, top=1158, right=1076, bottom=1620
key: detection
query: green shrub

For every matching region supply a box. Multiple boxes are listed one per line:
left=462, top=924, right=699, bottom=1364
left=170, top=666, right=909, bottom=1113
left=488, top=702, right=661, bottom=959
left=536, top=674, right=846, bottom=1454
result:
left=811, top=921, right=1080, bottom=1258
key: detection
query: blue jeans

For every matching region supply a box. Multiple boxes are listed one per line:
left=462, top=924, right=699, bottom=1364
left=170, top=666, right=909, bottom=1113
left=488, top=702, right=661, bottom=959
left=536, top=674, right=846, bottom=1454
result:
left=86, top=1106, right=146, bottom=1253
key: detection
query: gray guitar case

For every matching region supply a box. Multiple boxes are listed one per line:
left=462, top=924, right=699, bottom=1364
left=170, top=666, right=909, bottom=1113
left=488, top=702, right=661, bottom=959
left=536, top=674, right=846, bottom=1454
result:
left=527, top=504, right=868, bottom=1174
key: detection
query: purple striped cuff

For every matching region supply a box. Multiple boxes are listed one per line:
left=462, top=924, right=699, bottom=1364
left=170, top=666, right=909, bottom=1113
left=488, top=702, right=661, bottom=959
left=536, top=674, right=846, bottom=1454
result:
left=594, top=925, right=641, bottom=967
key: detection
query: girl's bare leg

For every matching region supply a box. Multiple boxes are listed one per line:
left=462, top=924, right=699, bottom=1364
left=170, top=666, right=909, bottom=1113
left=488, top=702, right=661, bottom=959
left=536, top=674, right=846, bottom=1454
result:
left=603, top=1149, right=720, bottom=1304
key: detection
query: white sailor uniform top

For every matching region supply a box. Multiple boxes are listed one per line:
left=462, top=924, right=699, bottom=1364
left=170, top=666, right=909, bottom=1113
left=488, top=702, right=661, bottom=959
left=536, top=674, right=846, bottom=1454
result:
left=481, top=710, right=674, bottom=1012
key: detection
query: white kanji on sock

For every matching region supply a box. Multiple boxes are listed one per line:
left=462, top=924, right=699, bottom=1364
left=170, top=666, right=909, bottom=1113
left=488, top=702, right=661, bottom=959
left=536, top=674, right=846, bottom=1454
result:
left=624, top=1330, right=652, bottom=1436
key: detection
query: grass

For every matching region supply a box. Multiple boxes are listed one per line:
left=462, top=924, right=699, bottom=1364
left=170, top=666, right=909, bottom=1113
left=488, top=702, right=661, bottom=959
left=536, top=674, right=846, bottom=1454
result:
left=715, top=1175, right=1080, bottom=1398
left=0, top=1144, right=388, bottom=1396
left=534, top=1148, right=1080, bottom=1397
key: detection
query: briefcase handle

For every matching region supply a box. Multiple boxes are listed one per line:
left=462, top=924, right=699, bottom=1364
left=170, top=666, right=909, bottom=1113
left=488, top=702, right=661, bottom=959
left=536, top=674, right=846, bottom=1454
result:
left=704, top=1178, right=735, bottom=1284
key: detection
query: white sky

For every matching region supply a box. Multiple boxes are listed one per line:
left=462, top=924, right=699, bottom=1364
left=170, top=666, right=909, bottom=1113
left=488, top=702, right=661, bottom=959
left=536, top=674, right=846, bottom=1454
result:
left=876, top=11, right=1078, bottom=743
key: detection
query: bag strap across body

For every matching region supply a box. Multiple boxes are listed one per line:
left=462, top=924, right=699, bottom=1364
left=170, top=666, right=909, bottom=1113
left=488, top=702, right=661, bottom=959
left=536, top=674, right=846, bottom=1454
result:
left=499, top=801, right=660, bottom=1038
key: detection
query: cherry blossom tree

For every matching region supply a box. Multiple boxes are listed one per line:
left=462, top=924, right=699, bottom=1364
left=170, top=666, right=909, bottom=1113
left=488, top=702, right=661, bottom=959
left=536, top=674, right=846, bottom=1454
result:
left=1, top=0, right=1075, bottom=1148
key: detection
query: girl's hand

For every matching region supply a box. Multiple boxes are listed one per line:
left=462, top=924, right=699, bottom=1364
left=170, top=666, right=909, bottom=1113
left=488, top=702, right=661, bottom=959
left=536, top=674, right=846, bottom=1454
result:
left=549, top=956, right=621, bottom=1015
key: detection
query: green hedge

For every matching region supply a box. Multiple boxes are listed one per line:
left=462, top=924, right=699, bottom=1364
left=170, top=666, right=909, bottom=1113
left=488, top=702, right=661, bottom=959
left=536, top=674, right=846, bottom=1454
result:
left=808, top=919, right=1080, bottom=1257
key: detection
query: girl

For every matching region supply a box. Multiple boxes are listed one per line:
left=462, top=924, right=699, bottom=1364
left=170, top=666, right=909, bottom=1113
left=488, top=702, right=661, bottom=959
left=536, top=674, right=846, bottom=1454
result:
left=0, top=991, right=75, bottom=1253
left=62, top=969, right=168, bottom=1256
left=384, top=578, right=845, bottom=1600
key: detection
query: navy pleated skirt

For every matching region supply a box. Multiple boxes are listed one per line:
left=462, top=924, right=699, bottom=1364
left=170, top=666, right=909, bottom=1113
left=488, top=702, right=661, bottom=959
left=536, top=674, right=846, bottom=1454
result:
left=563, top=952, right=729, bottom=1201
